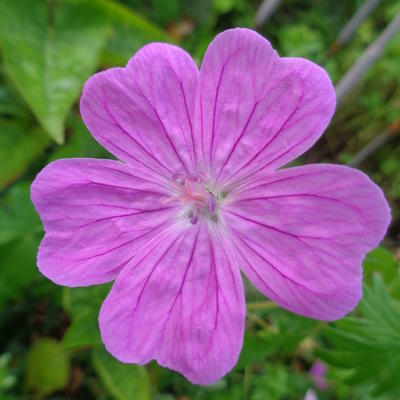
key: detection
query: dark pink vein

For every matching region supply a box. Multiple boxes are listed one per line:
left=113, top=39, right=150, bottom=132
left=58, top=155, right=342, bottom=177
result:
left=223, top=90, right=304, bottom=185
left=235, top=193, right=362, bottom=214
left=78, top=206, right=174, bottom=228
left=226, top=209, right=327, bottom=240
left=215, top=101, right=259, bottom=181
left=156, top=227, right=201, bottom=354
left=102, top=137, right=175, bottom=186
left=131, top=233, right=185, bottom=320
left=209, top=62, right=226, bottom=170
left=180, top=81, right=197, bottom=168
left=235, top=232, right=322, bottom=296
left=103, top=102, right=174, bottom=175
left=132, top=79, right=190, bottom=174
left=67, top=222, right=166, bottom=262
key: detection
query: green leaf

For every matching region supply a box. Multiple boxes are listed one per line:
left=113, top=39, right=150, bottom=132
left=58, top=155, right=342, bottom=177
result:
left=0, top=183, right=43, bottom=307
left=250, top=364, right=309, bottom=400
left=0, top=354, right=16, bottom=392
left=318, top=273, right=400, bottom=397
left=0, top=66, right=30, bottom=119
left=0, top=238, right=41, bottom=308
left=212, top=0, right=236, bottom=14
left=278, top=24, right=324, bottom=60
left=101, top=23, right=156, bottom=67
left=92, top=346, right=151, bottom=400
left=98, top=0, right=169, bottom=40
left=49, top=116, right=109, bottom=162
left=363, top=247, right=400, bottom=298
left=98, top=0, right=171, bottom=66
left=26, top=338, right=70, bottom=395
left=0, top=0, right=109, bottom=143
left=236, top=331, right=273, bottom=369
left=62, top=283, right=111, bottom=350
left=62, top=308, right=102, bottom=350
left=0, top=118, right=50, bottom=189
left=255, top=309, right=317, bottom=356
left=62, top=283, right=111, bottom=317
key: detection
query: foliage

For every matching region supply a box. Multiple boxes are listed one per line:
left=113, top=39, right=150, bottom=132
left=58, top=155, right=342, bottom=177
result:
left=0, top=0, right=399, bottom=399
left=0, top=0, right=109, bottom=143
left=92, top=347, right=151, bottom=400
left=318, top=273, right=400, bottom=398
left=0, top=183, right=43, bottom=307
left=62, top=284, right=111, bottom=350
left=0, top=354, right=16, bottom=393
left=26, top=338, right=70, bottom=395
left=0, top=119, right=50, bottom=189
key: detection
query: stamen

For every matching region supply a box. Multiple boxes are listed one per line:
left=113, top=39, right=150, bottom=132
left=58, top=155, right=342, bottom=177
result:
left=166, top=177, right=223, bottom=224
left=190, top=207, right=199, bottom=225
left=208, top=194, right=216, bottom=214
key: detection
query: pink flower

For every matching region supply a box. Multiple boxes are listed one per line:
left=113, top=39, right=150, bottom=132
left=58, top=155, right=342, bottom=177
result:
left=310, top=361, right=328, bottom=390
left=304, top=389, right=319, bottom=400
left=31, top=28, right=390, bottom=384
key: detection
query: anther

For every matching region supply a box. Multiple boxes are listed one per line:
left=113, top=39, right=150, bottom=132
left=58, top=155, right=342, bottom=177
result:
left=190, top=207, right=199, bottom=225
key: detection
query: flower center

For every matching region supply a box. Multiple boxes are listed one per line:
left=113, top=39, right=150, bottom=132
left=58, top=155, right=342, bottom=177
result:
left=166, top=178, right=224, bottom=224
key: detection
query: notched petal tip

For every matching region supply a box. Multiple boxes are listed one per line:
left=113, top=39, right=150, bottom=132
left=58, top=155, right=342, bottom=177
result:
left=79, top=41, right=199, bottom=178
left=283, top=56, right=337, bottom=116
left=210, top=27, right=277, bottom=49
left=225, top=163, right=391, bottom=321
left=31, top=158, right=175, bottom=287
left=98, top=224, right=245, bottom=384
left=195, top=27, right=338, bottom=185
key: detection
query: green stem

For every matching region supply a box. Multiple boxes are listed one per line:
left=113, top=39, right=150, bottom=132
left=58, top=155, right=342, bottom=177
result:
left=246, top=301, right=278, bottom=311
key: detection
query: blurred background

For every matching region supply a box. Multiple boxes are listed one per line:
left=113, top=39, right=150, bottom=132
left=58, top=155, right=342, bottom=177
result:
left=0, top=0, right=399, bottom=399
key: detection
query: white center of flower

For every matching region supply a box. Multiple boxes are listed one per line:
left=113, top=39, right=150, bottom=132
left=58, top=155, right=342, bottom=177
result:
left=166, top=178, right=226, bottom=224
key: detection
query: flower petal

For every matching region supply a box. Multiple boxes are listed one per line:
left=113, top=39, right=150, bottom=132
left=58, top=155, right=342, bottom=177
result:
left=99, top=223, right=245, bottom=384
left=80, top=43, right=199, bottom=178
left=31, top=158, right=176, bottom=286
left=224, top=164, right=391, bottom=320
left=195, top=28, right=335, bottom=185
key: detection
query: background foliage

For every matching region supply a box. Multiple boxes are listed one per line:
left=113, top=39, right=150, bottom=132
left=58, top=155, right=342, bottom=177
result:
left=0, top=0, right=399, bottom=399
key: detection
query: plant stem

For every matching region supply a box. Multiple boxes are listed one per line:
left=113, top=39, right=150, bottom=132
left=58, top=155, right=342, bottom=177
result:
left=254, top=0, right=282, bottom=28
left=246, top=301, right=279, bottom=311
left=335, top=10, right=400, bottom=106
left=330, top=0, right=382, bottom=54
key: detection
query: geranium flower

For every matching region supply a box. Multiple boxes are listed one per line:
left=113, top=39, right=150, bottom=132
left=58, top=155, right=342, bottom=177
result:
left=305, top=389, right=319, bottom=400
left=310, top=361, right=328, bottom=390
left=31, top=28, right=390, bottom=384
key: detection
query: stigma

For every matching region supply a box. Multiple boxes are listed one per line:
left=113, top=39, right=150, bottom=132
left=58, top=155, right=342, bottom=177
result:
left=166, top=178, right=222, bottom=225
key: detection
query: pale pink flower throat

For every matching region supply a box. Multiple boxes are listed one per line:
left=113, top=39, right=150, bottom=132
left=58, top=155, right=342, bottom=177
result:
left=166, top=178, right=222, bottom=224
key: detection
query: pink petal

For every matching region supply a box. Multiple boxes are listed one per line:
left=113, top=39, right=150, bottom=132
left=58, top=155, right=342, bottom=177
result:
left=99, top=223, right=245, bottom=384
left=80, top=43, right=199, bottom=178
left=31, top=158, right=177, bottom=286
left=194, top=28, right=335, bottom=185
left=223, top=164, right=391, bottom=320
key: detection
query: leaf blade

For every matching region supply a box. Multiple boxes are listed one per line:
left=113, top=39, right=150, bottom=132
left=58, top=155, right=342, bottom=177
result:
left=0, top=0, right=109, bottom=143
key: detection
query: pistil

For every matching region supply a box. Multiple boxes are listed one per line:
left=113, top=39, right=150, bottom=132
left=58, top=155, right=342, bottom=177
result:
left=166, top=178, right=219, bottom=224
